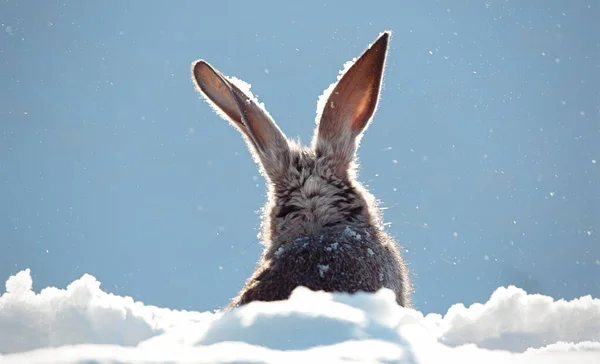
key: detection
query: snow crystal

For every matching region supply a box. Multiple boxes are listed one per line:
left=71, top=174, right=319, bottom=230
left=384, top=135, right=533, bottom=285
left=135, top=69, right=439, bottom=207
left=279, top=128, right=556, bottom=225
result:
left=343, top=226, right=362, bottom=240
left=294, top=236, right=310, bottom=249
left=325, top=242, right=339, bottom=252
left=274, top=246, right=284, bottom=257
left=317, top=264, right=330, bottom=278
left=367, top=248, right=375, bottom=256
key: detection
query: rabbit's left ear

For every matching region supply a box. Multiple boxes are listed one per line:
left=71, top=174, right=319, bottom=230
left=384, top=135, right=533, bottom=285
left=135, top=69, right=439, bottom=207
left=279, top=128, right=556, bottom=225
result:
left=192, top=60, right=290, bottom=179
left=313, top=31, right=390, bottom=178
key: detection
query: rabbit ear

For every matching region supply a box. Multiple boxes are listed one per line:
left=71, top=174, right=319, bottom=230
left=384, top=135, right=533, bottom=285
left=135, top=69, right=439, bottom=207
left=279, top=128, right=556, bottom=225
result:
left=192, top=60, right=290, bottom=175
left=312, top=31, right=390, bottom=178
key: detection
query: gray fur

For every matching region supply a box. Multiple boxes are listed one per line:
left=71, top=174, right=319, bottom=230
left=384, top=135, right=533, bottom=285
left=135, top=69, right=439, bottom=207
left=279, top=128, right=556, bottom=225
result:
left=191, top=31, right=411, bottom=308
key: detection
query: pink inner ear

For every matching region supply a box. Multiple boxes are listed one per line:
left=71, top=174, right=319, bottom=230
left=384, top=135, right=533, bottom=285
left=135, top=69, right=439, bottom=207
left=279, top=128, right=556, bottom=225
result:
left=315, top=32, right=389, bottom=176
left=339, top=71, right=380, bottom=136
left=192, top=61, right=247, bottom=130
left=192, top=60, right=290, bottom=159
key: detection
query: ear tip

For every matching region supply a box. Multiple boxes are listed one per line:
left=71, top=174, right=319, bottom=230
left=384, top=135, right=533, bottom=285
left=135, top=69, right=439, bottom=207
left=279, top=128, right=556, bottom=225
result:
left=191, top=59, right=212, bottom=75
left=375, top=31, right=391, bottom=49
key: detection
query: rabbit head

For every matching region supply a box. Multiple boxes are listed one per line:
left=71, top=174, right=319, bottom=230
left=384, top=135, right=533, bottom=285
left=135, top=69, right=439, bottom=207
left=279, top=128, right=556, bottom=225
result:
left=191, top=31, right=411, bottom=308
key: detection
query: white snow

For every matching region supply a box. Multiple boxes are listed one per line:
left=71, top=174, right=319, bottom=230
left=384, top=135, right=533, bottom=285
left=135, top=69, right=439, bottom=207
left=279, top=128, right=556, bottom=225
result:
left=0, top=269, right=599, bottom=363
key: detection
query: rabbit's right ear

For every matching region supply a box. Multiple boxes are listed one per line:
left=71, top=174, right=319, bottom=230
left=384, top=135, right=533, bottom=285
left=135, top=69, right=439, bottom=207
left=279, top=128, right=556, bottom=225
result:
left=312, top=32, right=390, bottom=179
left=192, top=61, right=290, bottom=176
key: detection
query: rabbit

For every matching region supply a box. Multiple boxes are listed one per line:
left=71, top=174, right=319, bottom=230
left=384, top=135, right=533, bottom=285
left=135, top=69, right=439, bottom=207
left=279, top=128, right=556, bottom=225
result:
left=191, top=31, right=411, bottom=309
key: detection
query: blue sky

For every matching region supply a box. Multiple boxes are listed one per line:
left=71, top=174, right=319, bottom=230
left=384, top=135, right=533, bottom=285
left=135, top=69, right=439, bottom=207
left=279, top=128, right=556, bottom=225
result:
left=1, top=0, right=598, bottom=314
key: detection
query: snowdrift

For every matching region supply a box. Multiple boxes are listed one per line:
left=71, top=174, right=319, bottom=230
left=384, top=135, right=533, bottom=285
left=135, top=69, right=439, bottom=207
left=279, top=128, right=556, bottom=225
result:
left=0, top=269, right=599, bottom=363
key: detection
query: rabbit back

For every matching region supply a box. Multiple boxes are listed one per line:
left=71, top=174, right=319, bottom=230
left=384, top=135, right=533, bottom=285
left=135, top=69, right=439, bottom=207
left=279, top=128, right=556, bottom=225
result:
left=230, top=225, right=410, bottom=308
